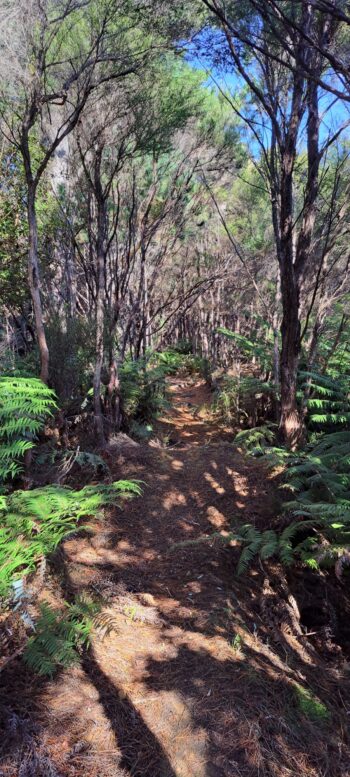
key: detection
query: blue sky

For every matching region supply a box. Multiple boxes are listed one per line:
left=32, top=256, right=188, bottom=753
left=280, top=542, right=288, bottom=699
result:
left=184, top=32, right=350, bottom=154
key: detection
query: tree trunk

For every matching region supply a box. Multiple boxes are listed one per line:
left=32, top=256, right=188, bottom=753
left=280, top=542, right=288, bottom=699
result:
left=93, top=244, right=106, bottom=447
left=93, top=181, right=107, bottom=447
left=106, top=342, right=123, bottom=432
left=278, top=228, right=305, bottom=447
left=272, top=278, right=281, bottom=421
left=27, top=186, right=49, bottom=384
left=278, top=144, right=304, bottom=448
left=279, top=315, right=303, bottom=449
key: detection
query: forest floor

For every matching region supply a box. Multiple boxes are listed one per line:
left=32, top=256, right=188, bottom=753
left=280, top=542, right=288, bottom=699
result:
left=1, top=376, right=350, bottom=777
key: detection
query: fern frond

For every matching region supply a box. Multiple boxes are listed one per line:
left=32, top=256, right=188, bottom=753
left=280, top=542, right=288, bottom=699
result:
left=0, top=377, right=57, bottom=484
left=234, top=424, right=277, bottom=454
left=0, top=480, right=141, bottom=597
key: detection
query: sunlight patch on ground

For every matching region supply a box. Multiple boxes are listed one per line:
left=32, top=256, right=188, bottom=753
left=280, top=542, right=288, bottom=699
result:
left=163, top=490, right=187, bottom=510
left=171, top=458, right=184, bottom=470
left=206, top=504, right=227, bottom=528
left=204, top=471, right=226, bottom=494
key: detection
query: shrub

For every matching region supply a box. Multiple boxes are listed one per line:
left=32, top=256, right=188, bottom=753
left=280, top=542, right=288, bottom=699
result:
left=234, top=423, right=277, bottom=454
left=46, top=316, right=95, bottom=403
left=120, top=357, right=169, bottom=425
left=214, top=376, right=275, bottom=427
left=233, top=422, right=350, bottom=572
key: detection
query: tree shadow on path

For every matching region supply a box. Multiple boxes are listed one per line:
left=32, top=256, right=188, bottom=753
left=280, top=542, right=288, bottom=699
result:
left=83, top=650, right=177, bottom=777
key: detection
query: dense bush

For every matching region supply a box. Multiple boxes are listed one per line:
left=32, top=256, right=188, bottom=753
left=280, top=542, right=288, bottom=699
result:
left=46, top=317, right=96, bottom=403
left=120, top=356, right=169, bottom=426
left=214, top=376, right=275, bottom=427
left=299, top=370, right=350, bottom=433
left=232, top=381, right=350, bottom=574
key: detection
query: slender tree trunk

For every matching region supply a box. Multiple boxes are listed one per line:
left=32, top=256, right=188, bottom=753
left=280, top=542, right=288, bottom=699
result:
left=280, top=68, right=320, bottom=447
left=278, top=145, right=304, bottom=448
left=93, top=244, right=106, bottom=447
left=272, top=278, right=281, bottom=421
left=27, top=185, right=50, bottom=384
left=300, top=312, right=324, bottom=419
left=279, top=293, right=302, bottom=448
left=93, top=178, right=107, bottom=447
left=106, top=348, right=122, bottom=432
left=279, top=183, right=304, bottom=448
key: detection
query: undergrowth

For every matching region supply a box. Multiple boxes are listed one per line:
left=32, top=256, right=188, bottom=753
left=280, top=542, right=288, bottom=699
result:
left=186, top=366, right=350, bottom=576
left=213, top=376, right=275, bottom=428
left=23, top=594, right=120, bottom=677
left=23, top=597, right=98, bottom=677
left=0, top=480, right=141, bottom=598
left=231, top=369, right=350, bottom=573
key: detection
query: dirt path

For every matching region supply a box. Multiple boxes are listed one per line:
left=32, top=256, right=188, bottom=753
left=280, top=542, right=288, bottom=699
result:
left=2, top=378, right=350, bottom=777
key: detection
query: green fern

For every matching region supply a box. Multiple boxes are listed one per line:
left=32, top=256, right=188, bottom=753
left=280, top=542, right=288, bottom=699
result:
left=120, top=355, right=170, bottom=426
left=23, top=593, right=122, bottom=676
left=0, top=480, right=142, bottom=597
left=24, top=596, right=99, bottom=677
left=299, top=370, right=350, bottom=431
left=173, top=521, right=307, bottom=575
left=234, top=522, right=311, bottom=573
left=276, top=426, right=350, bottom=568
left=0, top=377, right=56, bottom=483
left=234, top=424, right=277, bottom=455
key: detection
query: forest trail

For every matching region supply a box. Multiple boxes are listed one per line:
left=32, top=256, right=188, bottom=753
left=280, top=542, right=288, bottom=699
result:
left=8, top=378, right=349, bottom=777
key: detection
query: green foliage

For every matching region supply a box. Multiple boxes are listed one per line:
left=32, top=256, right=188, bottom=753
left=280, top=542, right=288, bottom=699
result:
left=227, top=356, right=350, bottom=572
left=231, top=633, right=243, bottom=652
left=24, top=596, right=99, bottom=677
left=0, top=377, right=56, bottom=483
left=228, top=521, right=310, bottom=575
left=0, top=153, right=28, bottom=310
left=237, top=422, right=350, bottom=571
left=213, top=376, right=239, bottom=424
left=214, top=375, right=275, bottom=428
left=218, top=325, right=274, bottom=374
left=0, top=348, right=40, bottom=379
left=153, top=348, right=186, bottom=374
left=229, top=160, right=273, bottom=252
left=294, top=684, right=330, bottom=723
left=46, top=317, right=95, bottom=403
left=120, top=356, right=169, bottom=425
left=154, top=348, right=209, bottom=377
left=0, top=480, right=141, bottom=597
left=280, top=429, right=350, bottom=569
left=120, top=349, right=208, bottom=428
left=234, top=423, right=277, bottom=454
left=134, top=56, right=207, bottom=156
left=299, top=370, right=350, bottom=431
left=35, top=447, right=110, bottom=481
left=173, top=520, right=308, bottom=576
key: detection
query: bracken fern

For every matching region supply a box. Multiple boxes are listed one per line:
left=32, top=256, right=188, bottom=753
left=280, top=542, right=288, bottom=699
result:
left=0, top=480, right=142, bottom=597
left=0, top=377, right=56, bottom=483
